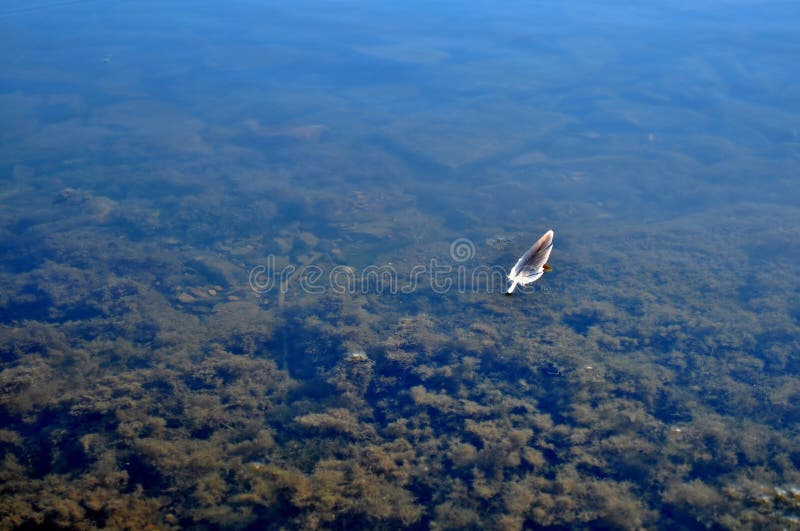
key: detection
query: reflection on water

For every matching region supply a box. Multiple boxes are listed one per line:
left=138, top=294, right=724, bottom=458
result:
left=1, top=0, right=800, bottom=528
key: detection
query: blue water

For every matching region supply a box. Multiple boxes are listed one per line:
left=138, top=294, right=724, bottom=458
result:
left=1, top=1, right=799, bottom=528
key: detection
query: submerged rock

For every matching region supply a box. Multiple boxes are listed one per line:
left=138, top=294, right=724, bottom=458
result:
left=53, top=187, right=89, bottom=205
left=177, top=292, right=196, bottom=304
left=486, top=235, right=514, bottom=250
left=52, top=187, right=116, bottom=221
left=345, top=351, right=370, bottom=363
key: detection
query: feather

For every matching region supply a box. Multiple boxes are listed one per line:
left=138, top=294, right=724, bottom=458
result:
left=506, top=229, right=554, bottom=295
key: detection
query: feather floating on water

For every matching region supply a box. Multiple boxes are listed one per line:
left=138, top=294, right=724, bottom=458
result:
left=506, top=229, right=554, bottom=295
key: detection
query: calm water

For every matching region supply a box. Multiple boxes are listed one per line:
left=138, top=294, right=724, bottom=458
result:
left=2, top=1, right=800, bottom=528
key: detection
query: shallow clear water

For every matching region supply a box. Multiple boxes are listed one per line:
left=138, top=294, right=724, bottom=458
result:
left=2, top=1, right=800, bottom=528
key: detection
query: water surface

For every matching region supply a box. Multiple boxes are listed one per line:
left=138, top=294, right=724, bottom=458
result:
left=1, top=0, right=799, bottom=528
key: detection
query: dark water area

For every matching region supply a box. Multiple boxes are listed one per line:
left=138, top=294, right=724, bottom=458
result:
left=2, top=0, right=800, bottom=528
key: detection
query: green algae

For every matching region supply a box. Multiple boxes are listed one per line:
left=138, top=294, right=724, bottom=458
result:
left=1, top=184, right=799, bottom=528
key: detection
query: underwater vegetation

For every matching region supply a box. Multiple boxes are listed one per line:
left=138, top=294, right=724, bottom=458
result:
left=1, top=176, right=799, bottom=530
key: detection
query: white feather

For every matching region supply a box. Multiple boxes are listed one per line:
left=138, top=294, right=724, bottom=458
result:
left=507, top=229, right=554, bottom=293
